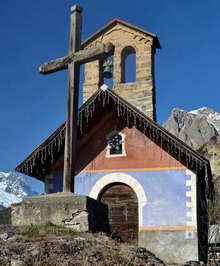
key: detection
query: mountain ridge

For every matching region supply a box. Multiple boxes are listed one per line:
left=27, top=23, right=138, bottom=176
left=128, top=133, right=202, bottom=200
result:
left=163, top=107, right=219, bottom=150
left=0, top=172, right=38, bottom=207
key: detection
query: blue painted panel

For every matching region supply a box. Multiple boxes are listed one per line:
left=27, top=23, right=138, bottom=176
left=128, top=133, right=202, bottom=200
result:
left=75, top=169, right=188, bottom=226
left=47, top=169, right=189, bottom=227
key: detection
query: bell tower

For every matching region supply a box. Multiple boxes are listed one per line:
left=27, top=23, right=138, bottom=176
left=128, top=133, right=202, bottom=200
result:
left=82, top=19, right=161, bottom=121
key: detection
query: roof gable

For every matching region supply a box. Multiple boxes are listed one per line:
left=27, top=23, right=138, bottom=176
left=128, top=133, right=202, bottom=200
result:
left=82, top=18, right=161, bottom=49
left=16, top=88, right=212, bottom=197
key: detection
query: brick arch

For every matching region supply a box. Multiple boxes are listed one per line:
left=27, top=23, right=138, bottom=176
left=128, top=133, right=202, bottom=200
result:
left=89, top=173, right=147, bottom=226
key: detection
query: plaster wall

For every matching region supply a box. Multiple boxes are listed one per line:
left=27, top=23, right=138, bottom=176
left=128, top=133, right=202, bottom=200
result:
left=46, top=169, right=196, bottom=228
left=44, top=116, right=200, bottom=263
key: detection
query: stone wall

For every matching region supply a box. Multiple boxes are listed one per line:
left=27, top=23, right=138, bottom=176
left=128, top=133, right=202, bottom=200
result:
left=139, top=230, right=199, bottom=264
left=0, top=207, right=11, bottom=224
left=82, top=23, right=157, bottom=121
left=11, top=193, right=109, bottom=233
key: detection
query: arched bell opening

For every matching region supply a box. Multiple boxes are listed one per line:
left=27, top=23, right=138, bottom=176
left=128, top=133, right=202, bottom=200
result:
left=100, top=56, right=114, bottom=89
left=98, top=182, right=138, bottom=244
left=121, top=46, right=136, bottom=83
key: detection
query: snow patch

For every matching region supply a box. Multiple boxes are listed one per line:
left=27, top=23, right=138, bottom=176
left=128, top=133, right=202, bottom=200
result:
left=190, top=107, right=220, bottom=133
left=0, top=190, right=21, bottom=207
left=0, top=172, right=39, bottom=207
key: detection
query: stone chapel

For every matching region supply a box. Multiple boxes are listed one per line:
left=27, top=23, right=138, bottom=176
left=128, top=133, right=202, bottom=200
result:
left=16, top=19, right=213, bottom=263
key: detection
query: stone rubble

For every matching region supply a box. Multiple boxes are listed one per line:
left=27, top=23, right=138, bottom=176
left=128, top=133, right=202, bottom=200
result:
left=0, top=225, right=217, bottom=265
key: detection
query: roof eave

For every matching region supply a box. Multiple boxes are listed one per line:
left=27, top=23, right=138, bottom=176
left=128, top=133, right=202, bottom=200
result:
left=82, top=18, right=161, bottom=49
left=16, top=88, right=211, bottom=184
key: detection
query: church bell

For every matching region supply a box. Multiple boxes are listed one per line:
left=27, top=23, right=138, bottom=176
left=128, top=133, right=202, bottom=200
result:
left=101, top=57, right=113, bottom=79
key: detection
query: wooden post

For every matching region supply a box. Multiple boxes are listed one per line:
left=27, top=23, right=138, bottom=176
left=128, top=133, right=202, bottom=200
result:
left=38, top=5, right=114, bottom=193
left=63, top=5, right=82, bottom=192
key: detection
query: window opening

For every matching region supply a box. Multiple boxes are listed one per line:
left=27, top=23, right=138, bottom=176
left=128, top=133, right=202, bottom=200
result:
left=106, top=131, right=126, bottom=157
left=121, top=46, right=136, bottom=83
left=108, top=133, right=122, bottom=155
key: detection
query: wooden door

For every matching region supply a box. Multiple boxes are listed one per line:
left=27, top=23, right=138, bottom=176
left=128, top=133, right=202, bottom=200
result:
left=99, top=183, right=138, bottom=243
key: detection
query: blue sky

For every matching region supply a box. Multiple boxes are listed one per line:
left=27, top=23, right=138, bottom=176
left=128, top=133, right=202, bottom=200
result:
left=0, top=1, right=220, bottom=187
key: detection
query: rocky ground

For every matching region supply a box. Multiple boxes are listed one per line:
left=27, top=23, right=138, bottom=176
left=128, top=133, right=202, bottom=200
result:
left=0, top=224, right=207, bottom=266
left=0, top=224, right=166, bottom=266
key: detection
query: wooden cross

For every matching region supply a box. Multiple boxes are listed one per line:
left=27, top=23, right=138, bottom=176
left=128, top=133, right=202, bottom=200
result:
left=39, top=5, right=114, bottom=192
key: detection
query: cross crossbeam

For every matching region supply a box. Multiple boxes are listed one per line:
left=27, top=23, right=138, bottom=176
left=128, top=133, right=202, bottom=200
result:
left=39, top=42, right=114, bottom=75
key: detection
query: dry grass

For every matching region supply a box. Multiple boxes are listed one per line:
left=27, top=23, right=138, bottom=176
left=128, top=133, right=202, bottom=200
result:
left=18, top=222, right=78, bottom=238
left=0, top=223, right=165, bottom=265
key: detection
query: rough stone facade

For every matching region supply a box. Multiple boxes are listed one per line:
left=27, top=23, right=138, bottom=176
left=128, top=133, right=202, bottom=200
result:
left=82, top=20, right=159, bottom=121
left=11, top=192, right=109, bottom=233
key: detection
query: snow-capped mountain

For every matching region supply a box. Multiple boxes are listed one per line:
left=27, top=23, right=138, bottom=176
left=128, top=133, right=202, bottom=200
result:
left=164, top=107, right=220, bottom=150
left=190, top=107, right=220, bottom=133
left=0, top=172, right=39, bottom=207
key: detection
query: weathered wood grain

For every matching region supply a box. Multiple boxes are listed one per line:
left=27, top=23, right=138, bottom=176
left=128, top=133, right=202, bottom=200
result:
left=63, top=5, right=82, bottom=192
left=100, top=184, right=138, bottom=243
left=39, top=42, right=114, bottom=75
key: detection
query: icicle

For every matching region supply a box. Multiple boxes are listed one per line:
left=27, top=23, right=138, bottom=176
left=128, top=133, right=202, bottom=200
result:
left=117, top=101, right=120, bottom=116
left=195, top=159, right=198, bottom=174
left=33, top=154, right=36, bottom=167
left=92, top=100, right=95, bottom=113
left=58, top=134, right=61, bottom=152
left=175, top=142, right=178, bottom=155
left=148, top=124, right=152, bottom=140
left=102, top=90, right=107, bottom=106
left=154, top=128, right=159, bottom=142
left=138, top=117, right=142, bottom=128
left=77, top=112, right=79, bottom=126
left=122, top=104, right=126, bottom=117
left=126, top=107, right=129, bottom=126
left=84, top=106, right=89, bottom=123
left=50, top=143, right=54, bottom=165
left=190, top=155, right=194, bottom=169
left=167, top=138, right=170, bottom=153
left=171, top=139, right=174, bottom=154
left=90, top=102, right=94, bottom=118
left=129, top=110, right=132, bottom=124
left=79, top=111, right=83, bottom=134
left=47, top=145, right=50, bottom=156
left=152, top=127, right=155, bottom=142
left=133, top=113, right=137, bottom=127
left=107, top=91, right=110, bottom=104
left=186, top=150, right=189, bottom=165
left=113, top=95, right=117, bottom=106
left=44, top=148, right=47, bottom=161
left=204, top=164, right=210, bottom=199
left=98, top=92, right=101, bottom=102
left=199, top=160, right=202, bottom=170
left=25, top=163, right=28, bottom=175
left=53, top=139, right=56, bottom=147
left=143, top=122, right=147, bottom=135
left=116, top=97, right=120, bottom=116
left=160, top=134, right=163, bottom=160
left=189, top=154, right=192, bottom=167
left=40, top=150, right=44, bottom=164
left=30, top=163, right=33, bottom=173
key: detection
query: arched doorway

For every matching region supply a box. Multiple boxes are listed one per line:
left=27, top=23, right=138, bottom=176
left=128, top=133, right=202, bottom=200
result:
left=98, top=182, right=138, bottom=244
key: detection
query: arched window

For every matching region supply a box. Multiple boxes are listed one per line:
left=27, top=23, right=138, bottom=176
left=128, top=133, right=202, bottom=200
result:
left=106, top=131, right=126, bottom=157
left=121, top=46, right=136, bottom=83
